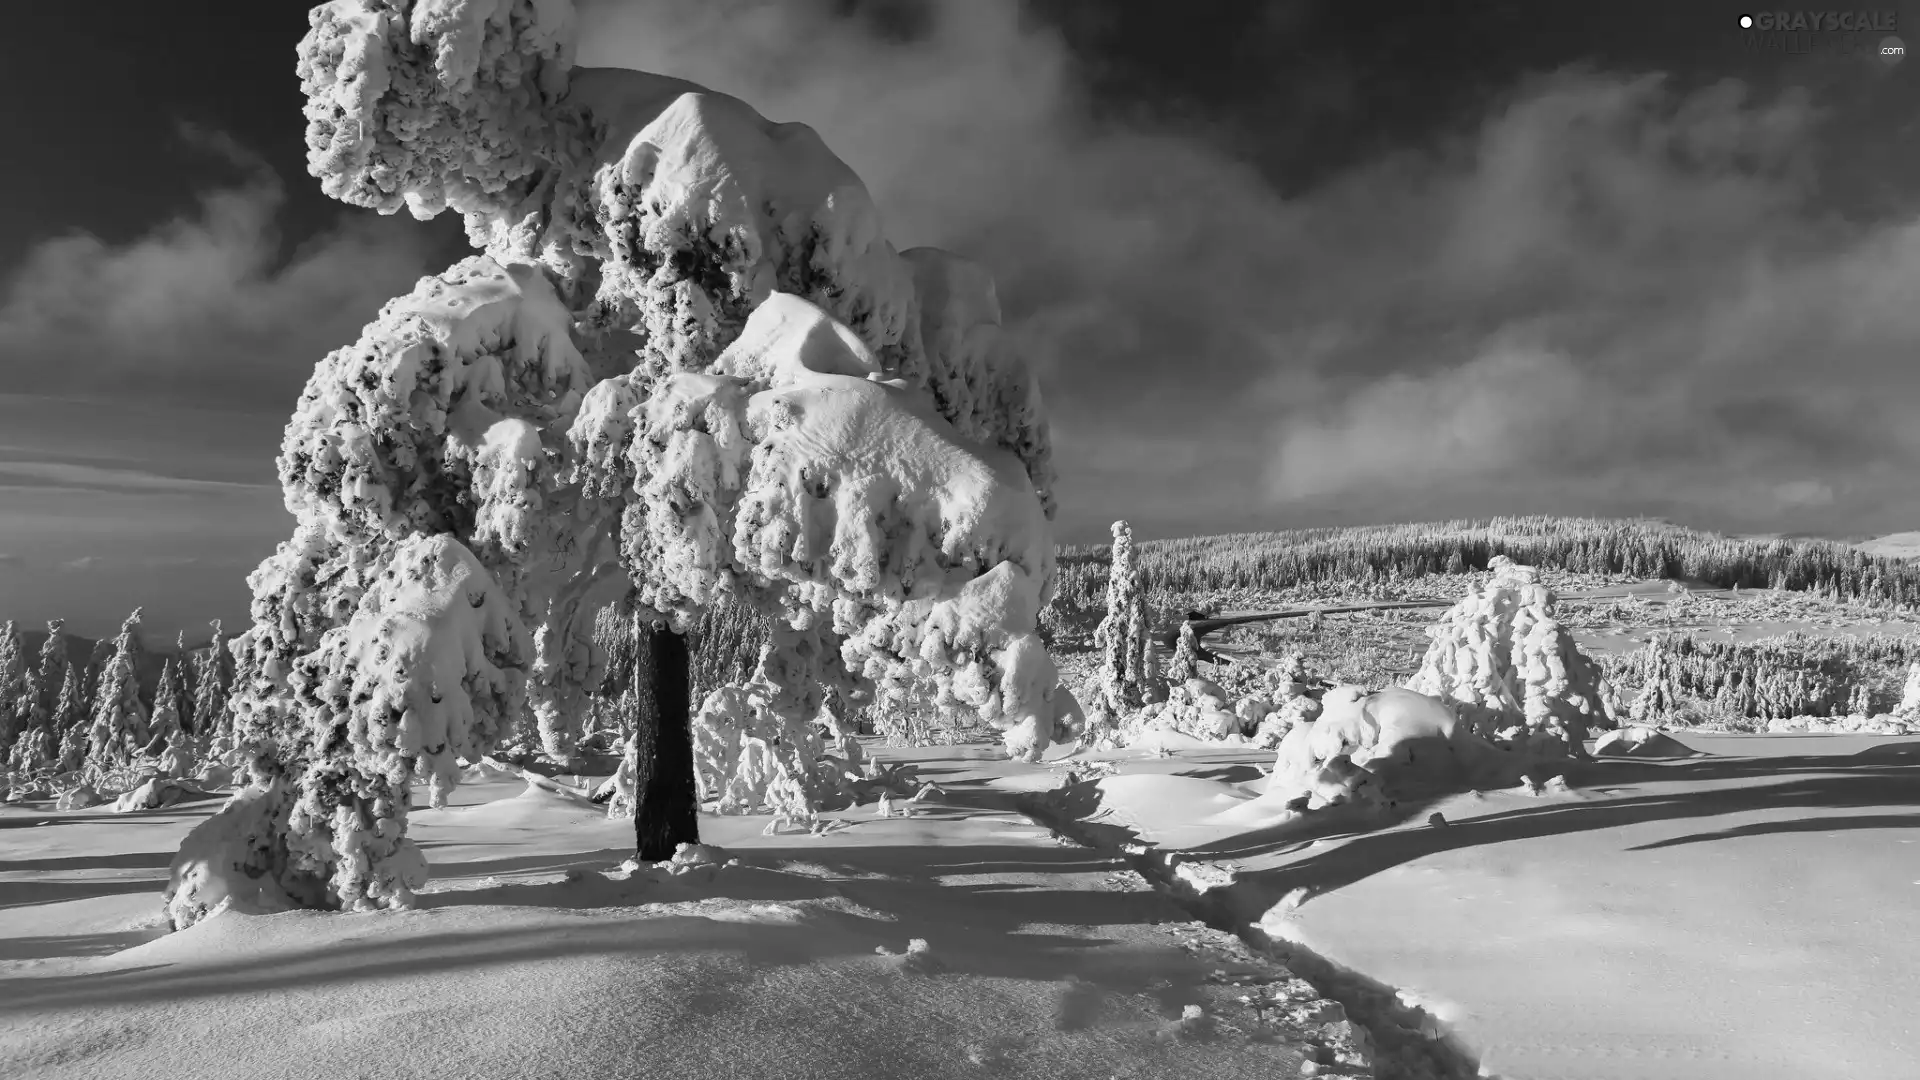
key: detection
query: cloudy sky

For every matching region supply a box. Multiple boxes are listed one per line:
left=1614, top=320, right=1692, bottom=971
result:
left=3, top=0, right=1919, bottom=638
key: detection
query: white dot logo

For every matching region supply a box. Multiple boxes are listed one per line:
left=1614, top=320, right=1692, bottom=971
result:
left=1739, top=14, right=1754, bottom=28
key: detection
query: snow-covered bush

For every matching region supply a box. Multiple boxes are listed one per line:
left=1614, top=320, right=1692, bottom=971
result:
left=170, top=0, right=1063, bottom=927
left=1404, top=556, right=1608, bottom=757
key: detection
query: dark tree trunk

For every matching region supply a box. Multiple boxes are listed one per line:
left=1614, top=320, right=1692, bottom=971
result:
left=633, top=615, right=700, bottom=862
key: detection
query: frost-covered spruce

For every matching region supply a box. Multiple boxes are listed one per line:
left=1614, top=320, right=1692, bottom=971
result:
left=169, top=630, right=197, bottom=735
left=1896, top=662, right=1920, bottom=718
left=87, top=609, right=150, bottom=781
left=1167, top=622, right=1203, bottom=685
left=167, top=0, right=1066, bottom=926
left=1089, top=521, right=1155, bottom=738
left=1405, top=556, right=1607, bottom=756
left=147, top=659, right=191, bottom=777
left=48, top=660, right=88, bottom=774
left=0, top=621, right=23, bottom=758
left=33, top=619, right=68, bottom=724
left=194, top=620, right=234, bottom=763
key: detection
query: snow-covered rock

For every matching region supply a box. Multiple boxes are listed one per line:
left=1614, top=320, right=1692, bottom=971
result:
left=56, top=783, right=103, bottom=811
left=112, top=777, right=191, bottom=813
left=1266, top=686, right=1515, bottom=810
left=1592, top=724, right=1699, bottom=757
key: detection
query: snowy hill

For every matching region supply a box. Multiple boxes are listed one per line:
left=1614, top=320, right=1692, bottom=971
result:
left=1854, top=531, right=1920, bottom=559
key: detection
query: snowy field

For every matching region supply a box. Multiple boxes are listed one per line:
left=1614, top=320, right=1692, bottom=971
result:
left=1, top=746, right=1380, bottom=1080
left=1033, top=731, right=1920, bottom=1080
left=9, top=733, right=1911, bottom=1080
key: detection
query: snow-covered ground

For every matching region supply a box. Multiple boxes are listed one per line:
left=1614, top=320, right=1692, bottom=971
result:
left=1034, top=732, right=1920, bottom=1080
left=1, top=747, right=1376, bottom=1080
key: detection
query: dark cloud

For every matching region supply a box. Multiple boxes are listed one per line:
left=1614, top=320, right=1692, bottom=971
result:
left=574, top=0, right=1920, bottom=541
left=0, top=125, right=449, bottom=409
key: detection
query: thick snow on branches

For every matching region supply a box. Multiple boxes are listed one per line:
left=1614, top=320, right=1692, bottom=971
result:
left=298, top=0, right=578, bottom=221
left=574, top=294, right=1067, bottom=811
left=1086, top=520, right=1155, bottom=745
left=170, top=0, right=1064, bottom=922
left=1405, top=556, right=1610, bottom=756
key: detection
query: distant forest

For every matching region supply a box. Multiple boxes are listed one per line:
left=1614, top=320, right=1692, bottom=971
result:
left=1042, top=516, right=1920, bottom=642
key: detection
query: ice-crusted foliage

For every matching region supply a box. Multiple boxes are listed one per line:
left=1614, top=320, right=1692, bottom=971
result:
left=568, top=69, right=918, bottom=377
left=690, top=623, right=850, bottom=816
left=187, top=0, right=1064, bottom=918
left=0, top=622, right=22, bottom=758
left=87, top=609, right=149, bottom=777
left=900, top=248, right=1055, bottom=517
left=288, top=534, right=531, bottom=813
left=1167, top=622, right=1203, bottom=685
left=572, top=293, right=1066, bottom=782
left=33, top=620, right=68, bottom=720
left=1405, top=556, right=1608, bottom=756
left=297, top=0, right=578, bottom=223
left=1089, top=520, right=1155, bottom=737
left=197, top=621, right=235, bottom=764
left=164, top=777, right=330, bottom=930
left=1897, top=662, right=1920, bottom=717
left=750, top=302, right=1060, bottom=755
left=246, top=255, right=613, bottom=764
left=147, top=660, right=191, bottom=777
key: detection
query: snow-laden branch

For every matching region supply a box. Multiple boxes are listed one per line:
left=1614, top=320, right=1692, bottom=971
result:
left=298, top=0, right=578, bottom=221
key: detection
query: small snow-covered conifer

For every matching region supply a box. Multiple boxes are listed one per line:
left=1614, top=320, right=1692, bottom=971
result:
left=147, top=659, right=191, bottom=776
left=1091, top=521, right=1156, bottom=728
left=1168, top=622, right=1203, bottom=685
left=169, top=630, right=197, bottom=735
left=0, top=621, right=23, bottom=758
left=87, top=609, right=150, bottom=777
left=9, top=667, right=49, bottom=775
left=33, top=619, right=68, bottom=721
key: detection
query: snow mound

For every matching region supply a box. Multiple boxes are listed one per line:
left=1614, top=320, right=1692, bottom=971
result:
left=1266, top=687, right=1515, bottom=810
left=1405, top=555, right=1609, bottom=757
left=163, top=781, right=326, bottom=931
left=112, top=777, right=191, bottom=813
left=1592, top=725, right=1699, bottom=758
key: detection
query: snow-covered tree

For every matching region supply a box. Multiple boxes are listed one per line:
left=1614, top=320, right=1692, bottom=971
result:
left=1088, top=521, right=1155, bottom=737
left=147, top=658, right=191, bottom=776
left=169, top=630, right=198, bottom=735
left=87, top=608, right=150, bottom=780
left=49, top=660, right=88, bottom=774
left=9, top=667, right=50, bottom=776
left=194, top=619, right=234, bottom=762
left=1405, top=557, right=1608, bottom=756
left=1167, top=622, right=1203, bottom=685
left=33, top=619, right=68, bottom=721
left=0, top=621, right=23, bottom=759
left=166, top=0, right=1067, bottom=929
